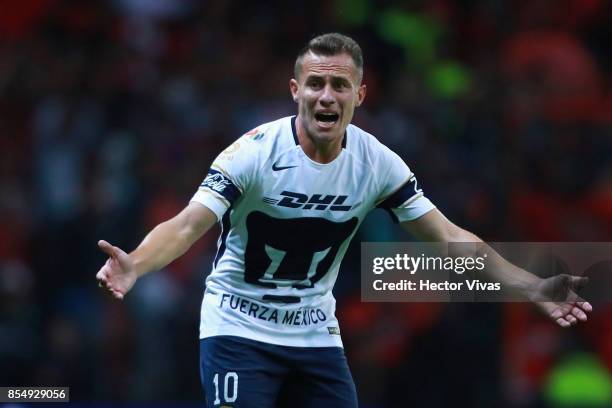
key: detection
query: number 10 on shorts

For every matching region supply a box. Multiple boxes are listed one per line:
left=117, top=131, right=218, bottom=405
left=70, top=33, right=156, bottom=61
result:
left=213, top=372, right=238, bottom=405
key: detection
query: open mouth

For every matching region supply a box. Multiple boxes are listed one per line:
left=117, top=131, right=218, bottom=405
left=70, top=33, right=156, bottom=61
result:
left=314, top=112, right=339, bottom=126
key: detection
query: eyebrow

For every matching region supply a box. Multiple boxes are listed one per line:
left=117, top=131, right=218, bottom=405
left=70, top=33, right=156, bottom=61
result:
left=305, top=74, right=352, bottom=84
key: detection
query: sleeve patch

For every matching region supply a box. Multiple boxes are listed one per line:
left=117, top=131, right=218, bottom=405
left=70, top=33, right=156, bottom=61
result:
left=200, top=169, right=241, bottom=204
left=377, top=176, right=422, bottom=210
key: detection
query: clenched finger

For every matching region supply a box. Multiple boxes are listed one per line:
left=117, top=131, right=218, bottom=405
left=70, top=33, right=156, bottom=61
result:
left=571, top=306, right=587, bottom=321
left=577, top=301, right=593, bottom=312
left=556, top=317, right=571, bottom=328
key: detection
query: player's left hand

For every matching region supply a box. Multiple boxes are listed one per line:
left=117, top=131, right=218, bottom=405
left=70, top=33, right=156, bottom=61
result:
left=530, top=274, right=593, bottom=327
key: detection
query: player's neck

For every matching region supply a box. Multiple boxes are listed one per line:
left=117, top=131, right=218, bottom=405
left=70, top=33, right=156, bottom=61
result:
left=296, top=116, right=343, bottom=164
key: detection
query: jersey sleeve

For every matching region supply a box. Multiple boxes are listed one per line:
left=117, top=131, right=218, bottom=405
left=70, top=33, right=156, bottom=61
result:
left=190, top=135, right=258, bottom=221
left=375, top=145, right=435, bottom=223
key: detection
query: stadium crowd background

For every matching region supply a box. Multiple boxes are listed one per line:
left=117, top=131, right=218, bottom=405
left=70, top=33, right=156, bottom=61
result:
left=1, top=0, right=611, bottom=406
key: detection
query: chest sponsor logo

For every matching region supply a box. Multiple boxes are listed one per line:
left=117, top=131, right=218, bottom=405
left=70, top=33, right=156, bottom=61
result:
left=262, top=191, right=353, bottom=211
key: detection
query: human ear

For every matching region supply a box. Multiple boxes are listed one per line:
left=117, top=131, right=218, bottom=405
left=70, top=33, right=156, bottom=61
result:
left=355, top=84, right=366, bottom=107
left=289, top=79, right=299, bottom=103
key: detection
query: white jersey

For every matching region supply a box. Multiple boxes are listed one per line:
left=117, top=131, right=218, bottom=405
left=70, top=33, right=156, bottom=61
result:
left=191, top=116, right=435, bottom=347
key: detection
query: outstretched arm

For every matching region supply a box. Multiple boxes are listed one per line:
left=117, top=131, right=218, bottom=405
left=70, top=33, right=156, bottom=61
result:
left=401, top=209, right=592, bottom=327
left=96, top=202, right=217, bottom=299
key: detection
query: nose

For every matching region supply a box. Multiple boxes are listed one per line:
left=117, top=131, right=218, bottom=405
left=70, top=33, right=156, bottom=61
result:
left=319, top=84, right=335, bottom=106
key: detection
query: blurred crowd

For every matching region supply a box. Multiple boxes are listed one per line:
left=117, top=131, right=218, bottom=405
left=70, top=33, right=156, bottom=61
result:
left=1, top=0, right=611, bottom=406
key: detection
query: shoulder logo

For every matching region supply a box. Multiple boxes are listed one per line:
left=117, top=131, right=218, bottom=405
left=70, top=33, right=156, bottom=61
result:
left=245, top=127, right=264, bottom=141
left=272, top=161, right=298, bottom=171
left=220, top=141, right=241, bottom=161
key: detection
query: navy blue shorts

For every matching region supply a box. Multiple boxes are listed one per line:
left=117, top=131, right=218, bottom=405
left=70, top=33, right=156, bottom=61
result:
left=199, top=336, right=358, bottom=408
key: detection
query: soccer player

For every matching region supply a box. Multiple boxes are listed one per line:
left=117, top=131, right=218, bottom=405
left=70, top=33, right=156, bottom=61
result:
left=96, top=33, right=592, bottom=407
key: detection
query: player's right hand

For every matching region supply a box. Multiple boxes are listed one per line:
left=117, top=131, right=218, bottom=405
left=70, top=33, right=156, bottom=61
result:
left=96, top=240, right=138, bottom=300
